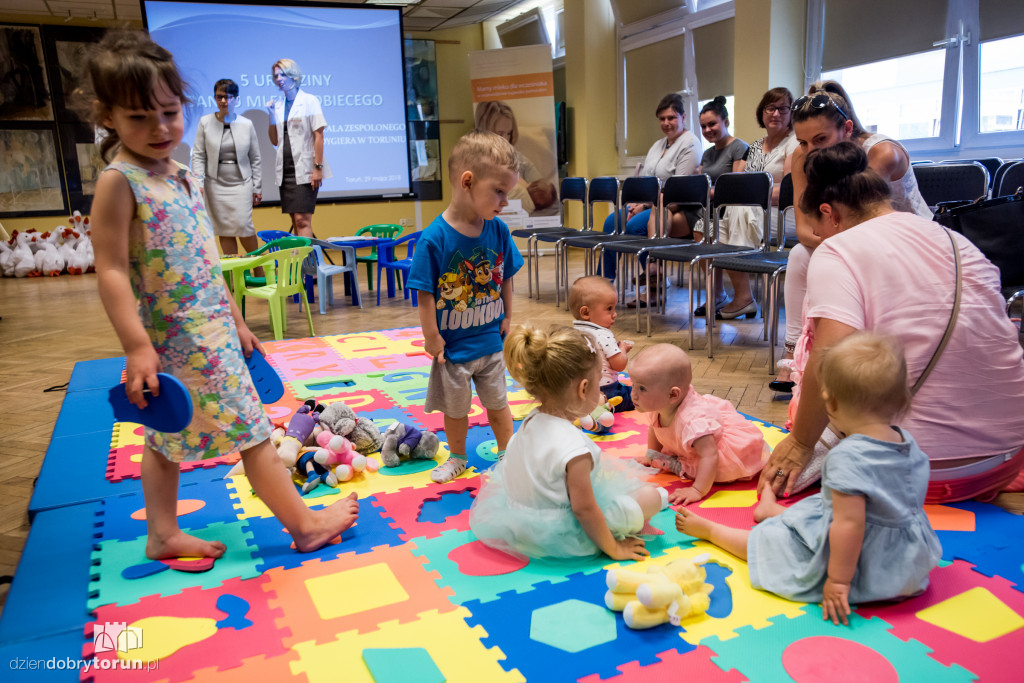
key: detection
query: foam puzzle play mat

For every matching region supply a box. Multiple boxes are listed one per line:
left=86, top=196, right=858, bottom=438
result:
left=3, top=327, right=1023, bottom=682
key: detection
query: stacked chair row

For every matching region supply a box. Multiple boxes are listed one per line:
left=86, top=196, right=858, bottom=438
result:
left=513, top=173, right=792, bottom=372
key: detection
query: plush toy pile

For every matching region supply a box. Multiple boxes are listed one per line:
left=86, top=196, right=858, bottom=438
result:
left=0, top=211, right=93, bottom=277
left=228, top=399, right=441, bottom=495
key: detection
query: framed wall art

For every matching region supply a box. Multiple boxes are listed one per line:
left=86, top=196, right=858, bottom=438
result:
left=0, top=124, right=68, bottom=217
left=0, top=24, right=53, bottom=121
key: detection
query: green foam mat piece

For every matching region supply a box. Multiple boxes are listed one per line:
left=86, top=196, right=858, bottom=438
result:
left=362, top=647, right=445, bottom=683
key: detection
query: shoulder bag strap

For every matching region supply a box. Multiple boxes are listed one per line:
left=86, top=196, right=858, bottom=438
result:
left=911, top=228, right=962, bottom=396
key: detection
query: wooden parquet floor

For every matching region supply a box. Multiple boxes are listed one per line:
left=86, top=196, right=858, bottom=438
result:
left=0, top=253, right=791, bottom=612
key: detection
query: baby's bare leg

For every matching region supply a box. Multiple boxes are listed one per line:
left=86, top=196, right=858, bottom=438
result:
left=142, top=446, right=226, bottom=560
left=633, top=485, right=666, bottom=522
left=675, top=508, right=749, bottom=560
left=241, top=439, right=358, bottom=552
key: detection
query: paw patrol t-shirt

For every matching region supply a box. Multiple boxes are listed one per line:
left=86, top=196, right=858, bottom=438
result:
left=408, top=215, right=523, bottom=364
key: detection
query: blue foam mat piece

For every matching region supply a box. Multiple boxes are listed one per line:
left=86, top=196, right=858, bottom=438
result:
left=50, top=389, right=115, bottom=440
left=0, top=502, right=98, bottom=646
left=0, top=630, right=90, bottom=682
left=67, top=357, right=124, bottom=393
left=463, top=570, right=694, bottom=680
left=29, top=429, right=231, bottom=519
left=29, top=431, right=138, bottom=519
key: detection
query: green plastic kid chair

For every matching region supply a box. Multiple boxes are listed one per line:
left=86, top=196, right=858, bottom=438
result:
left=241, top=246, right=316, bottom=340
left=243, top=235, right=311, bottom=288
left=355, top=224, right=403, bottom=291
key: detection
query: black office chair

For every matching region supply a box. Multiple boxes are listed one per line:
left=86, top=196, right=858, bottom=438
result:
left=996, top=161, right=1024, bottom=198
left=992, top=159, right=1021, bottom=197
left=940, top=157, right=1002, bottom=193
left=707, top=174, right=794, bottom=372
left=552, top=177, right=624, bottom=305
left=912, top=162, right=989, bottom=209
left=639, top=172, right=773, bottom=344
left=511, top=176, right=587, bottom=299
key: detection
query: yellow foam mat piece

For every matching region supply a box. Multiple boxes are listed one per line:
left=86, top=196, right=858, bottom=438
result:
left=509, top=400, right=540, bottom=420
left=700, top=489, right=759, bottom=509
left=123, top=616, right=218, bottom=660
left=590, top=430, right=644, bottom=444
left=916, top=586, right=1024, bottom=643
left=756, top=423, right=789, bottom=450
left=110, top=421, right=143, bottom=449
left=307, top=564, right=410, bottom=620
left=323, top=332, right=423, bottom=359
left=628, top=543, right=807, bottom=644
left=290, top=607, right=525, bottom=683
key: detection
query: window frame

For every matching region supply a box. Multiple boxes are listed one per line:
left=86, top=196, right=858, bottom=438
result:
left=808, top=0, right=1024, bottom=158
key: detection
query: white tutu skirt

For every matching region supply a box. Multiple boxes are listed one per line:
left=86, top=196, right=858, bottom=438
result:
left=469, top=457, right=656, bottom=559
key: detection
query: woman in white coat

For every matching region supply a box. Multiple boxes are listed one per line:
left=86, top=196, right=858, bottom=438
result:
left=267, top=59, right=330, bottom=238
left=192, top=78, right=262, bottom=255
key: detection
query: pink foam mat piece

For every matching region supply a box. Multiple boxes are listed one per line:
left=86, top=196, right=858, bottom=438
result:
left=402, top=400, right=491, bottom=432
left=448, top=539, right=529, bottom=576
left=267, top=346, right=364, bottom=381
left=337, top=353, right=432, bottom=374
left=84, top=575, right=289, bottom=681
left=856, top=559, right=1024, bottom=680
left=106, top=425, right=240, bottom=483
left=577, top=645, right=747, bottom=682
left=371, top=478, right=481, bottom=541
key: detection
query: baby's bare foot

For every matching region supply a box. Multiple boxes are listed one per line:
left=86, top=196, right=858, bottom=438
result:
left=146, top=531, right=226, bottom=561
left=292, top=492, right=359, bottom=552
left=753, top=486, right=785, bottom=523
left=675, top=507, right=713, bottom=540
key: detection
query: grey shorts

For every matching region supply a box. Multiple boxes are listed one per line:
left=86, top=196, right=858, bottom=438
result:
left=424, top=351, right=509, bottom=418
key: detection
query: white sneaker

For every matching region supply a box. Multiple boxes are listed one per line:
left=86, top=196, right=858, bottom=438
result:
left=430, top=457, right=468, bottom=483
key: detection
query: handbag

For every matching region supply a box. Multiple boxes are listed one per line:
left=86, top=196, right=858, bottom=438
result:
left=934, top=188, right=1024, bottom=290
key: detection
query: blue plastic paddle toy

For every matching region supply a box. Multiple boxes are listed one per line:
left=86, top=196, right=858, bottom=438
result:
left=108, top=373, right=193, bottom=433
left=245, top=349, right=285, bottom=403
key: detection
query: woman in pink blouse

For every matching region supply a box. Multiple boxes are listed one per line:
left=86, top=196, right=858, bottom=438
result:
left=761, top=142, right=1024, bottom=509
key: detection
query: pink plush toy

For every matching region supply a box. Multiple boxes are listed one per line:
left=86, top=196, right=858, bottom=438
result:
left=314, top=432, right=380, bottom=483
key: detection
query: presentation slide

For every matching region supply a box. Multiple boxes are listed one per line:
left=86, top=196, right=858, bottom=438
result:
left=143, top=0, right=412, bottom=203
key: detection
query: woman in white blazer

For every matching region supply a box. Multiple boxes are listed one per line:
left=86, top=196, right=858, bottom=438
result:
left=192, top=78, right=262, bottom=255
left=267, top=59, right=331, bottom=238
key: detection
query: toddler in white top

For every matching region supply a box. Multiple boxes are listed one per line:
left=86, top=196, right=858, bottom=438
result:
left=469, top=324, right=668, bottom=560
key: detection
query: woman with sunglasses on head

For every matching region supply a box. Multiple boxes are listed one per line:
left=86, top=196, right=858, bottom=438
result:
left=770, top=80, right=931, bottom=393
left=192, top=78, right=262, bottom=255
left=713, top=88, right=800, bottom=321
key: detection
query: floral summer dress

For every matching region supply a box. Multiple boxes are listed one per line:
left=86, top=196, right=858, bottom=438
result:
left=107, top=160, right=271, bottom=462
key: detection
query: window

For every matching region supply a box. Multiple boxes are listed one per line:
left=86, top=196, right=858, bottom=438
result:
left=811, top=0, right=1024, bottom=155
left=978, top=34, right=1024, bottom=134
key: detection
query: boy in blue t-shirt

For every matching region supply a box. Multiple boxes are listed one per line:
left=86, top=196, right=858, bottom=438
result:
left=408, top=131, right=525, bottom=483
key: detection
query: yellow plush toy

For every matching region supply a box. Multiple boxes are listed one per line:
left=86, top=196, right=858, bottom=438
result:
left=604, top=555, right=714, bottom=629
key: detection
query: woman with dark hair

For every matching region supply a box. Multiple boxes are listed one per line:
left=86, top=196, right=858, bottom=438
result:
left=192, top=78, right=262, bottom=255
left=267, top=58, right=329, bottom=238
left=773, top=81, right=931, bottom=389
left=760, top=141, right=1024, bottom=510
left=603, top=92, right=702, bottom=283
left=690, top=96, right=751, bottom=316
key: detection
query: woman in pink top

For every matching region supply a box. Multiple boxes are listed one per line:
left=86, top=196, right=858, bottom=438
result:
left=762, top=142, right=1024, bottom=509
left=631, top=344, right=769, bottom=506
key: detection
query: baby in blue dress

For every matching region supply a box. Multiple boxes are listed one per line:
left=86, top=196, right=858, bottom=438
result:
left=677, top=332, right=941, bottom=625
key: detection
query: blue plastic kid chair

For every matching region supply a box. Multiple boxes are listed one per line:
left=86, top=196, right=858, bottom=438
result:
left=376, top=232, right=420, bottom=306
left=310, top=244, right=362, bottom=312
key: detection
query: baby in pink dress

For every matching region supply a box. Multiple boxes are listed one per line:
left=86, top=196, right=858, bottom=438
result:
left=630, top=344, right=770, bottom=505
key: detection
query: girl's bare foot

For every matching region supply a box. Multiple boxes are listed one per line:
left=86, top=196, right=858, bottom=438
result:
left=675, top=507, right=713, bottom=540
left=146, top=531, right=226, bottom=561
left=291, top=492, right=360, bottom=552
left=753, top=486, right=787, bottom=523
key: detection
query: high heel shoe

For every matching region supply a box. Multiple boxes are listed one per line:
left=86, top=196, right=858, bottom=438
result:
left=769, top=358, right=795, bottom=393
left=716, top=300, right=757, bottom=320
